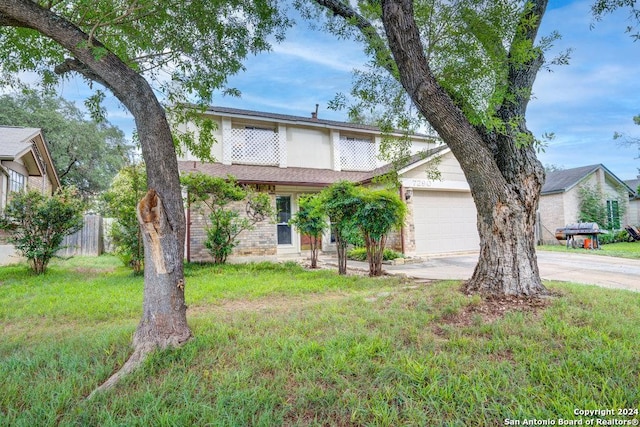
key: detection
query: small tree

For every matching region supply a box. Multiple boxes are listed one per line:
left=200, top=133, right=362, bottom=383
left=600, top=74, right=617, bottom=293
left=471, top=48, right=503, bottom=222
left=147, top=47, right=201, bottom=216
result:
left=577, top=185, right=608, bottom=227
left=289, top=194, right=327, bottom=268
left=353, top=189, right=406, bottom=277
left=182, top=172, right=274, bottom=264
left=577, top=184, right=627, bottom=230
left=321, top=181, right=360, bottom=275
left=0, top=187, right=84, bottom=274
left=102, top=164, right=147, bottom=273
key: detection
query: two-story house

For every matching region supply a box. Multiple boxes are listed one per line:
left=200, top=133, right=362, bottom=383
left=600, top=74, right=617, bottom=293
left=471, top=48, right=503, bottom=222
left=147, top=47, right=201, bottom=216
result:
left=178, top=106, right=480, bottom=262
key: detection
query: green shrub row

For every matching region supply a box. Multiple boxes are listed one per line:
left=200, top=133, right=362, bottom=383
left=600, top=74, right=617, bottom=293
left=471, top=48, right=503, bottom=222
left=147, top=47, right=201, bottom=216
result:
left=347, top=247, right=404, bottom=261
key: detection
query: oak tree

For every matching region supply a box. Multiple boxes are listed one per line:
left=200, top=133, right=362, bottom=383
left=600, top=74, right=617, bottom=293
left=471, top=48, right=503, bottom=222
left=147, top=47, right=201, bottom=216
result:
left=0, top=91, right=132, bottom=198
left=0, top=0, right=288, bottom=393
left=309, top=0, right=559, bottom=296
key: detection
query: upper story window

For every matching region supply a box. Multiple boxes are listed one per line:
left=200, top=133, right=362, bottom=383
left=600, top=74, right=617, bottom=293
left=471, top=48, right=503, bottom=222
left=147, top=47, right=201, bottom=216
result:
left=9, top=170, right=25, bottom=193
left=230, top=126, right=279, bottom=166
left=340, top=136, right=376, bottom=171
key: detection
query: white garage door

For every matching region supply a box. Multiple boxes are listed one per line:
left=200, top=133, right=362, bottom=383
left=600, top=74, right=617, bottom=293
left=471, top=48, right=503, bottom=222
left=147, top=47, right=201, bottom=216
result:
left=412, top=190, right=479, bottom=254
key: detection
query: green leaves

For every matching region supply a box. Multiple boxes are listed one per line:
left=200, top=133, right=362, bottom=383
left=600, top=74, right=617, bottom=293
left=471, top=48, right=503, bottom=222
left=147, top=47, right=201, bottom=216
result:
left=181, top=172, right=275, bottom=264
left=102, top=164, right=147, bottom=272
left=0, top=91, right=133, bottom=198
left=0, top=187, right=85, bottom=274
left=1, top=0, right=292, bottom=160
left=289, top=194, right=328, bottom=240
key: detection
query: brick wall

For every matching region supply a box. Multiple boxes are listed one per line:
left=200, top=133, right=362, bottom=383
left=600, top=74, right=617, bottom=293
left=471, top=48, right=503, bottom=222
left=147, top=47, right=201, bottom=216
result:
left=538, top=193, right=566, bottom=244
left=27, top=175, right=53, bottom=195
left=188, top=194, right=277, bottom=262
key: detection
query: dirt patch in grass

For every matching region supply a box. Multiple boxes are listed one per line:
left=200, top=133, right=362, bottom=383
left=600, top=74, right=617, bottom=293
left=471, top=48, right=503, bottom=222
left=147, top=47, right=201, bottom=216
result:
left=442, top=294, right=554, bottom=328
left=187, top=292, right=353, bottom=317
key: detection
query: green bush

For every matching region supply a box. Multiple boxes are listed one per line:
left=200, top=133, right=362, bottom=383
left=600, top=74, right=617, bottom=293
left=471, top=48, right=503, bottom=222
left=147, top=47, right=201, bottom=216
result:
left=102, top=164, right=146, bottom=273
left=0, top=187, right=85, bottom=274
left=347, top=247, right=404, bottom=261
left=599, top=229, right=632, bottom=245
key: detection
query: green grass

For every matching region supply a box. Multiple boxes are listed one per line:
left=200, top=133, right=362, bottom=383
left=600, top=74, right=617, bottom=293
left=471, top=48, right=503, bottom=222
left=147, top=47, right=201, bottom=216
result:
left=1, top=256, right=639, bottom=426
left=538, top=241, right=640, bottom=259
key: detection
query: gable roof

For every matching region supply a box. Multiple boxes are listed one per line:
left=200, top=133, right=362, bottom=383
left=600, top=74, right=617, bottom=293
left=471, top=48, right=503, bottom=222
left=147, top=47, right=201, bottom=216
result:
left=0, top=127, right=42, bottom=158
left=624, top=177, right=639, bottom=192
left=178, top=145, right=450, bottom=187
left=0, top=126, right=61, bottom=190
left=206, top=106, right=436, bottom=139
left=542, top=164, right=634, bottom=196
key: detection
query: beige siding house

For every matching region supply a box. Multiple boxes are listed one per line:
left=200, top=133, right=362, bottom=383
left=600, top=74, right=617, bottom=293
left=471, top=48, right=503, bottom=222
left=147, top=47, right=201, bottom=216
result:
left=178, top=106, right=480, bottom=262
left=624, top=176, right=640, bottom=227
left=538, top=165, right=635, bottom=244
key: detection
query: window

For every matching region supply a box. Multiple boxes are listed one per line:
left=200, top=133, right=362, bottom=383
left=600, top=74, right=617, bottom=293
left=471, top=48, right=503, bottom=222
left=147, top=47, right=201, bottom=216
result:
left=339, top=136, right=376, bottom=171
left=9, top=170, right=25, bottom=193
left=231, top=126, right=279, bottom=165
left=276, top=195, right=292, bottom=245
left=606, top=200, right=620, bottom=229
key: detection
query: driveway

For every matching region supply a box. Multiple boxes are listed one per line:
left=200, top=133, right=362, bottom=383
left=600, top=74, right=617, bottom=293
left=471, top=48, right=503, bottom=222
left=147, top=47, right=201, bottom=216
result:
left=377, top=250, right=640, bottom=292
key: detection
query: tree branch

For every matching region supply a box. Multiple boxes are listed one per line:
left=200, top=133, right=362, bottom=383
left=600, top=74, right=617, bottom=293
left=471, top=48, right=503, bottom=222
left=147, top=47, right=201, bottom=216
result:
left=53, top=57, right=111, bottom=91
left=0, top=12, right=29, bottom=27
left=313, top=0, right=397, bottom=76
left=500, top=0, right=549, bottom=119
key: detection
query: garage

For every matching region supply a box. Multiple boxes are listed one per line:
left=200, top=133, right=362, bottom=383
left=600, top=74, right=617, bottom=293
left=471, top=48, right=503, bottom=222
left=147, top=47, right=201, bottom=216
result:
left=412, top=190, right=479, bottom=255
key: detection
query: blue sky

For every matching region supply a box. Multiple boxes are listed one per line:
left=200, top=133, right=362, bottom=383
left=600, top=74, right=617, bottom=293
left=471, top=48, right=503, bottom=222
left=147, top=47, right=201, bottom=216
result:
left=58, top=0, right=640, bottom=181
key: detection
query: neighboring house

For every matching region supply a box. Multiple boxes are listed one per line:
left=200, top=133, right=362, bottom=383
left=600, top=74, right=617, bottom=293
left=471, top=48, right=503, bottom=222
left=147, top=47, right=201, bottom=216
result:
left=624, top=175, right=640, bottom=226
left=0, top=126, right=61, bottom=264
left=0, top=126, right=61, bottom=209
left=537, top=164, right=635, bottom=244
left=178, top=106, right=480, bottom=262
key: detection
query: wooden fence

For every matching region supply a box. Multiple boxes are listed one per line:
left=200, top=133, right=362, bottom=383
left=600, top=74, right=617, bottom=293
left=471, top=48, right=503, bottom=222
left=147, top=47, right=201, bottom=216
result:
left=59, top=214, right=105, bottom=257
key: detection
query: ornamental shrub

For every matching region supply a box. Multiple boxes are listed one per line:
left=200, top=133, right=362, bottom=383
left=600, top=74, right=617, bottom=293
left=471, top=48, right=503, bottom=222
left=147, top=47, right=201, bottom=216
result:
left=0, top=187, right=85, bottom=274
left=102, top=164, right=146, bottom=273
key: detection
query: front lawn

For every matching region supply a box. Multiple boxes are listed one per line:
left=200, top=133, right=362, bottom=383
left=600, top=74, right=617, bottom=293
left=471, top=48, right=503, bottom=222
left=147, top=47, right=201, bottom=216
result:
left=538, top=241, right=640, bottom=259
left=1, top=256, right=639, bottom=426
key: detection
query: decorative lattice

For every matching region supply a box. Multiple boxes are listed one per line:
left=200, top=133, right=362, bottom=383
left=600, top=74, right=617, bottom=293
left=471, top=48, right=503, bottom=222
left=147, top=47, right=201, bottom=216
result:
left=339, top=137, right=376, bottom=171
left=230, top=128, right=279, bottom=165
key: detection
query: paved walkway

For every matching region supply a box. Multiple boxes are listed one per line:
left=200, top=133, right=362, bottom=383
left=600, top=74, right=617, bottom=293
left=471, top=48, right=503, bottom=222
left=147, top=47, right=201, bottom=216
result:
left=341, top=250, right=640, bottom=293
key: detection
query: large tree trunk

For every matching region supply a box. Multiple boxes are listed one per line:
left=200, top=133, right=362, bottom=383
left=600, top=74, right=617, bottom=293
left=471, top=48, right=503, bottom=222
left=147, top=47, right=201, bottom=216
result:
left=135, top=189, right=190, bottom=349
left=464, top=136, right=546, bottom=296
left=380, top=0, right=548, bottom=296
left=0, top=0, right=191, bottom=390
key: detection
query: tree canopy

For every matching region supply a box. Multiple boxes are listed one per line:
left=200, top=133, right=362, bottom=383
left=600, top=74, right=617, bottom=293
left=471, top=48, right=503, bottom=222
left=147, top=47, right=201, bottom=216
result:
left=307, top=0, right=555, bottom=296
left=0, top=0, right=291, bottom=157
left=0, top=91, right=133, bottom=197
left=1, top=0, right=291, bottom=393
left=592, top=0, right=640, bottom=41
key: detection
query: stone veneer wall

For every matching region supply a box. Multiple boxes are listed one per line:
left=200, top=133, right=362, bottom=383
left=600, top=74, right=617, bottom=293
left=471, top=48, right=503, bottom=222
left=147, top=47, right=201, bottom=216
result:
left=188, top=194, right=277, bottom=262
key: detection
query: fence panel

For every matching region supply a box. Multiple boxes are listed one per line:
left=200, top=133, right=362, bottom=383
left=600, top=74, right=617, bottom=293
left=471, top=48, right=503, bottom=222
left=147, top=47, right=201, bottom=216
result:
left=59, top=214, right=104, bottom=257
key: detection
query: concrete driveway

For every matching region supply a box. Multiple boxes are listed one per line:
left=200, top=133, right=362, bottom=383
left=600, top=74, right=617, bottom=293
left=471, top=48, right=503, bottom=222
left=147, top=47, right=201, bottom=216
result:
left=378, top=250, right=640, bottom=292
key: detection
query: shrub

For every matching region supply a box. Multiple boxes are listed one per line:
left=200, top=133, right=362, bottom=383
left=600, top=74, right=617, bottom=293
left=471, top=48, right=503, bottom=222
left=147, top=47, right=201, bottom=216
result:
left=599, top=229, right=632, bottom=245
left=0, top=187, right=85, bottom=274
left=289, top=194, right=327, bottom=268
left=102, top=164, right=146, bottom=273
left=182, top=173, right=274, bottom=264
left=347, top=247, right=404, bottom=262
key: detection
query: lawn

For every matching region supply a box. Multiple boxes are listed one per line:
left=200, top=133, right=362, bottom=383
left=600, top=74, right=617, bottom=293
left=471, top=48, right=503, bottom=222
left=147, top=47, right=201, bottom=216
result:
left=538, top=241, right=640, bottom=259
left=1, top=256, right=639, bottom=426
